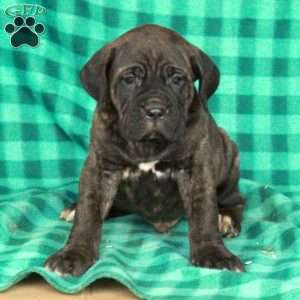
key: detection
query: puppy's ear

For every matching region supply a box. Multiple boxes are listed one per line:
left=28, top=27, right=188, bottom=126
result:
left=80, top=45, right=115, bottom=101
left=189, top=45, right=220, bottom=101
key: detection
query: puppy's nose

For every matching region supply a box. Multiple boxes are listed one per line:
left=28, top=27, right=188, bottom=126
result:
left=144, top=103, right=167, bottom=120
left=146, top=107, right=165, bottom=119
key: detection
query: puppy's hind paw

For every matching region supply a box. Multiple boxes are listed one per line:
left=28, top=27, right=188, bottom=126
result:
left=218, top=214, right=241, bottom=238
left=60, top=203, right=77, bottom=222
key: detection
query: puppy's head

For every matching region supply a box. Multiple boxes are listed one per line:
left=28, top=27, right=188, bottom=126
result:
left=80, top=24, right=219, bottom=145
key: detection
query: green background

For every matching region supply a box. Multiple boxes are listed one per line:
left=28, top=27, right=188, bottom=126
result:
left=0, top=1, right=300, bottom=299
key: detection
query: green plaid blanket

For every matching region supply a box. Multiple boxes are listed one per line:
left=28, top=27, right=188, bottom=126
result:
left=0, top=0, right=300, bottom=299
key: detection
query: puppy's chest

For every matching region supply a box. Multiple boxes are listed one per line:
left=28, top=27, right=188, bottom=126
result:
left=122, top=160, right=176, bottom=181
left=115, top=160, right=183, bottom=218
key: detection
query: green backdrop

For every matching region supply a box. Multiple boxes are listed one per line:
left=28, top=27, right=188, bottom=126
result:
left=0, top=1, right=300, bottom=299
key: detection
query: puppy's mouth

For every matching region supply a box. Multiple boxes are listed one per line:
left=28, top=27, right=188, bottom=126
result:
left=139, top=132, right=168, bottom=144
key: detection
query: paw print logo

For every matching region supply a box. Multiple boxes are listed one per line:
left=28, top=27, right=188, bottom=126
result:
left=5, top=16, right=45, bottom=47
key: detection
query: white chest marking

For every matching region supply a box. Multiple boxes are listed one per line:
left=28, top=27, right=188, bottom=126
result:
left=138, top=161, right=159, bottom=172
left=138, top=161, right=167, bottom=178
left=122, top=161, right=170, bottom=180
left=122, top=168, right=130, bottom=179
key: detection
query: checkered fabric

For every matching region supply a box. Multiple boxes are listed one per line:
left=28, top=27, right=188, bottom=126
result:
left=0, top=0, right=299, bottom=299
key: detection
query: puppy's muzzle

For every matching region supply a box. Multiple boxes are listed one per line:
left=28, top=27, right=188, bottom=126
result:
left=141, top=98, right=168, bottom=120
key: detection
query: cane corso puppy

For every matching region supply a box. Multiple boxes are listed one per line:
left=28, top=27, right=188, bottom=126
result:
left=45, top=24, right=245, bottom=275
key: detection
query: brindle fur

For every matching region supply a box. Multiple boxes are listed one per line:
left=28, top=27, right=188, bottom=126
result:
left=45, top=24, right=245, bottom=276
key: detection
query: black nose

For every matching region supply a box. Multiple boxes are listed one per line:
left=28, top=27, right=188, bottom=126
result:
left=145, top=107, right=165, bottom=119
left=144, top=102, right=167, bottom=119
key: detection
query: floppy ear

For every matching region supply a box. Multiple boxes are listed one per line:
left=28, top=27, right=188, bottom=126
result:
left=80, top=44, right=115, bottom=102
left=189, top=45, right=220, bottom=101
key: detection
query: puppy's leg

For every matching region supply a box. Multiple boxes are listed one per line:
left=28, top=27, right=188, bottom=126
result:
left=177, top=165, right=244, bottom=272
left=45, top=151, right=122, bottom=276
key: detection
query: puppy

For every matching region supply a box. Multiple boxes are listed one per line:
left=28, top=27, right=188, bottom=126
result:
left=45, top=24, right=245, bottom=276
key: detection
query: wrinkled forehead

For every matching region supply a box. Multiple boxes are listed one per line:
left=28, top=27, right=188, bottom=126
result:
left=111, top=39, right=192, bottom=75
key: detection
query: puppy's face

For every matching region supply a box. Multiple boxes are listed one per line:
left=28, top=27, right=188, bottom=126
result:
left=80, top=25, right=219, bottom=147
left=109, top=46, right=194, bottom=143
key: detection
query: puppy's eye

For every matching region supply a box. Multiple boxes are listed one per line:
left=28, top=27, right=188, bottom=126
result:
left=171, top=73, right=185, bottom=85
left=122, top=75, right=136, bottom=85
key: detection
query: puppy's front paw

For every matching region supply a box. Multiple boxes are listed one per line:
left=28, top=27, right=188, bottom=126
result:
left=191, top=244, right=244, bottom=272
left=45, top=246, right=97, bottom=276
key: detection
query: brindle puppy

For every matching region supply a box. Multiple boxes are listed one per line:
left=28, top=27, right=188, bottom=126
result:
left=45, top=24, right=245, bottom=276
